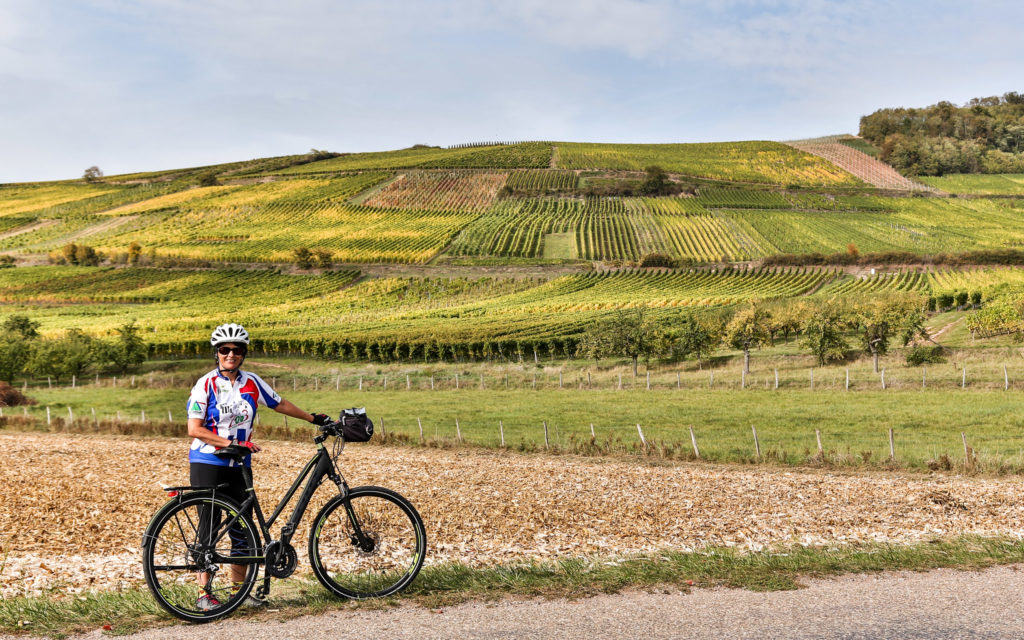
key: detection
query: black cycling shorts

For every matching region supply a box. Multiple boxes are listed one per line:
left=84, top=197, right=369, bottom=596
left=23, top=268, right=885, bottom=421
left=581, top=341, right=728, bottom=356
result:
left=190, top=463, right=253, bottom=555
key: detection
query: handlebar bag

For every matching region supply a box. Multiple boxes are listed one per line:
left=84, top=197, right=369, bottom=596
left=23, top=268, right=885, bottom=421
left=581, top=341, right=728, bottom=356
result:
left=339, top=408, right=374, bottom=442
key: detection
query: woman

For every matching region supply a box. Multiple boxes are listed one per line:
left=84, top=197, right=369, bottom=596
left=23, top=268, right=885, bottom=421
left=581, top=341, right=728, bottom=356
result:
left=187, top=322, right=331, bottom=610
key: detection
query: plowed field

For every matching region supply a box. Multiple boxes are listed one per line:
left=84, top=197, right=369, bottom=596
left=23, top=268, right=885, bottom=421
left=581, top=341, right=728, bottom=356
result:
left=1, top=432, right=1021, bottom=598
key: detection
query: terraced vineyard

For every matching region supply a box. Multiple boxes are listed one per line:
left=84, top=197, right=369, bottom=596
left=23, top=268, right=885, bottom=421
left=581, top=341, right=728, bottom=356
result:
left=363, top=171, right=507, bottom=212
left=506, top=169, right=579, bottom=191
left=556, top=141, right=862, bottom=186
left=0, top=265, right=826, bottom=354
left=814, top=271, right=930, bottom=297
left=917, top=174, right=1024, bottom=196
left=270, top=142, right=552, bottom=175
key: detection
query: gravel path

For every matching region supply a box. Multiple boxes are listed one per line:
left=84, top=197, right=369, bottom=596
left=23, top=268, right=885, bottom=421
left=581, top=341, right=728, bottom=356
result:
left=17, top=564, right=1024, bottom=639
left=3, top=432, right=1024, bottom=598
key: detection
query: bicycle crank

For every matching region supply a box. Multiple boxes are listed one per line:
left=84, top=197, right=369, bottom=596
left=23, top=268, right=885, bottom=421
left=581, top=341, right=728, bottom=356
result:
left=264, top=541, right=298, bottom=578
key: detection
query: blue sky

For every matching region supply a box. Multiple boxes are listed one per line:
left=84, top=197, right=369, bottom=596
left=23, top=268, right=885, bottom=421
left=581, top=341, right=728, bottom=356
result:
left=1, top=0, right=1022, bottom=182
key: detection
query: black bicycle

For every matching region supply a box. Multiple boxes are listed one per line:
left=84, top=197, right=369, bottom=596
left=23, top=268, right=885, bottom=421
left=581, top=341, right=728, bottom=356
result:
left=141, top=419, right=427, bottom=622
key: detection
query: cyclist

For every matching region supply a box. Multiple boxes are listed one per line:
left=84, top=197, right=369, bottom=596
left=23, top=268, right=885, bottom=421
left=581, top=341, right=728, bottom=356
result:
left=187, top=322, right=331, bottom=610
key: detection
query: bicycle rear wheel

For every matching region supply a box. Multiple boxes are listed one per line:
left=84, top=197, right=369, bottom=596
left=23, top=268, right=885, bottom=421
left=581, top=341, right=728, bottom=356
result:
left=142, top=493, right=261, bottom=622
left=309, top=486, right=426, bottom=599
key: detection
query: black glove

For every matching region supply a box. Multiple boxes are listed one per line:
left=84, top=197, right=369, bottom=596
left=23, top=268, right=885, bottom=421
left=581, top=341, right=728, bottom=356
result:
left=310, top=413, right=332, bottom=427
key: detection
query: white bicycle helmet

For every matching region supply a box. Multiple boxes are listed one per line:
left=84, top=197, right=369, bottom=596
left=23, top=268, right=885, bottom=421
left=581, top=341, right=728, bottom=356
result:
left=210, top=323, right=250, bottom=347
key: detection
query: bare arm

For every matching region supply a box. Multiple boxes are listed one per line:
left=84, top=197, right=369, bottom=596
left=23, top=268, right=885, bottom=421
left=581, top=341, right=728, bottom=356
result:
left=273, top=398, right=314, bottom=423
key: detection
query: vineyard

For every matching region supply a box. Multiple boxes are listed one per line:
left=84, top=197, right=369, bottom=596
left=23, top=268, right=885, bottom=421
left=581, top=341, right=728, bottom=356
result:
left=917, top=174, right=1024, bottom=196
left=269, top=142, right=552, bottom=175
left=784, top=137, right=936, bottom=192
left=556, top=141, right=863, bottom=186
left=814, top=271, right=930, bottom=297
left=0, top=265, right=830, bottom=355
left=363, top=171, right=508, bottom=212
left=505, top=169, right=579, bottom=191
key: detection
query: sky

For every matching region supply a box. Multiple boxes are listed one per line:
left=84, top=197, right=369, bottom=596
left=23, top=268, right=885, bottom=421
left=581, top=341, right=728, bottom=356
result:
left=1, top=0, right=1022, bottom=183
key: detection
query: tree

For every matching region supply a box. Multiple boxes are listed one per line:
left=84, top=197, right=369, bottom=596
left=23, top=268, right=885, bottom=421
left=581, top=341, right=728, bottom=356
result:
left=675, top=312, right=720, bottom=369
left=105, top=320, right=147, bottom=374
left=3, top=315, right=40, bottom=340
left=293, top=247, right=313, bottom=269
left=639, top=165, right=671, bottom=195
left=127, top=241, right=143, bottom=265
left=900, top=308, right=930, bottom=347
left=312, top=248, right=333, bottom=268
left=196, top=171, right=220, bottom=187
left=0, top=332, right=31, bottom=383
left=591, top=308, right=669, bottom=375
left=801, top=301, right=849, bottom=366
left=724, top=304, right=772, bottom=374
left=852, top=300, right=900, bottom=373
left=576, top=322, right=613, bottom=363
left=82, top=166, right=103, bottom=182
left=27, top=329, right=96, bottom=381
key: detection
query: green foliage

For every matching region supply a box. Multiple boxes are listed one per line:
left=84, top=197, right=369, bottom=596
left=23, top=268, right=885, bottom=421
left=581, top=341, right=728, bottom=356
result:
left=674, top=312, right=721, bottom=367
left=586, top=308, right=670, bottom=375
left=3, top=314, right=39, bottom=339
left=82, top=166, right=103, bottom=182
left=0, top=331, right=31, bottom=383
left=293, top=247, right=313, bottom=269
left=905, top=345, right=946, bottom=366
left=860, top=92, right=1024, bottom=176
left=196, top=171, right=220, bottom=187
left=106, top=320, right=147, bottom=375
left=801, top=301, right=849, bottom=366
left=724, top=304, right=772, bottom=372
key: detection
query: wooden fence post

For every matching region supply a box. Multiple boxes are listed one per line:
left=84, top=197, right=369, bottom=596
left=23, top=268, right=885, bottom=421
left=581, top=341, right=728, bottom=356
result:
left=359, top=376, right=363, bottom=391
left=92, top=407, right=97, bottom=426
left=499, top=420, right=505, bottom=447
left=741, top=369, right=746, bottom=389
left=383, top=376, right=387, bottom=391
left=1004, top=365, right=1009, bottom=391
left=560, top=372, right=564, bottom=389
left=533, top=374, right=537, bottom=390
left=336, top=376, right=340, bottom=391
left=292, top=376, right=296, bottom=391
left=815, top=429, right=823, bottom=456
left=543, top=421, right=550, bottom=449
left=48, top=377, right=52, bottom=389
left=646, top=372, right=650, bottom=390
left=431, top=376, right=435, bottom=390
left=588, top=371, right=592, bottom=389
left=406, top=374, right=411, bottom=390
left=168, top=410, right=173, bottom=422
left=845, top=368, right=849, bottom=391
left=751, top=424, right=761, bottom=459
left=677, top=372, right=681, bottom=389
left=380, top=417, right=386, bottom=437
left=46, top=406, right=51, bottom=425
left=68, top=407, right=73, bottom=423
left=888, top=427, right=895, bottom=459
left=618, top=374, right=622, bottom=390
left=72, top=375, right=76, bottom=389
left=455, top=417, right=462, bottom=442
left=810, top=369, right=814, bottom=390
left=774, top=369, right=779, bottom=390
left=689, top=425, right=700, bottom=459
left=314, top=376, right=319, bottom=391
left=922, top=367, right=926, bottom=388
left=636, top=424, right=647, bottom=451
left=881, top=369, right=886, bottom=390
left=455, top=374, right=459, bottom=390
left=709, top=372, right=714, bottom=388
left=480, top=374, right=485, bottom=390
left=417, top=417, right=424, bottom=443
left=590, top=423, right=596, bottom=438
left=962, top=368, right=966, bottom=389
left=961, top=432, right=971, bottom=467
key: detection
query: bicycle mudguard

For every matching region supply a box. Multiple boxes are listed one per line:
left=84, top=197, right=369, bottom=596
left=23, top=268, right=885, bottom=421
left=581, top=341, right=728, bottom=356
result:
left=140, top=490, right=247, bottom=549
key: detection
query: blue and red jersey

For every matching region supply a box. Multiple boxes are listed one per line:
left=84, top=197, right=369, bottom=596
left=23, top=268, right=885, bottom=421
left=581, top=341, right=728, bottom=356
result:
left=187, top=369, right=280, bottom=467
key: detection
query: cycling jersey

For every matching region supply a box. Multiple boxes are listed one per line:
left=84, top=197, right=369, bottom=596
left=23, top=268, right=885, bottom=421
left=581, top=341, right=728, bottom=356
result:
left=187, top=369, right=280, bottom=467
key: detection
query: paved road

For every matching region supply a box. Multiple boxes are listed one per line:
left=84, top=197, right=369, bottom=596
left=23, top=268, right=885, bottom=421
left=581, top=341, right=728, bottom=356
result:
left=20, top=565, right=1024, bottom=639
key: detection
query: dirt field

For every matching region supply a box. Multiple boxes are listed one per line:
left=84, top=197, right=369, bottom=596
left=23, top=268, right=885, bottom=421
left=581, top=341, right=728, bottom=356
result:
left=1, top=431, right=1022, bottom=598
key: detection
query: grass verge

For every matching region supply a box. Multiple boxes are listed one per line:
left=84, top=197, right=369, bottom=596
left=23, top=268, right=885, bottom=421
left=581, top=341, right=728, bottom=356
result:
left=3, top=536, right=1024, bottom=638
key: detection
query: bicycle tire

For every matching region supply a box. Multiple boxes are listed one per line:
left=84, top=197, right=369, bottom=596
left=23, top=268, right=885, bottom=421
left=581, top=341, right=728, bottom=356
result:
left=142, top=492, right=261, bottom=622
left=308, top=486, right=426, bottom=599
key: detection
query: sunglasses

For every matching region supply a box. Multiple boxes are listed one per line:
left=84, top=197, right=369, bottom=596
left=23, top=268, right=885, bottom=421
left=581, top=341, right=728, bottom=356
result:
left=217, top=346, right=246, bottom=356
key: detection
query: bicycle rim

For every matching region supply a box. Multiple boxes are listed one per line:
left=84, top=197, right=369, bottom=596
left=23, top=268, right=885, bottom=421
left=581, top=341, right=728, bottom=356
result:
left=142, top=494, right=260, bottom=622
left=309, top=487, right=426, bottom=599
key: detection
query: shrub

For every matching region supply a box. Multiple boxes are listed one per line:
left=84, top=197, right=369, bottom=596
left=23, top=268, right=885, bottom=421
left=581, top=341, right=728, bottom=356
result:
left=0, top=381, right=35, bottom=407
left=639, top=253, right=677, bottom=268
left=970, top=291, right=982, bottom=307
left=955, top=291, right=969, bottom=308
left=905, top=345, right=946, bottom=366
left=937, top=293, right=955, bottom=310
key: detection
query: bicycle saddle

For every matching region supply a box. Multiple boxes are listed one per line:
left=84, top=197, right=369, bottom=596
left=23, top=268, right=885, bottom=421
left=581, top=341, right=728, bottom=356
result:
left=212, top=444, right=253, bottom=461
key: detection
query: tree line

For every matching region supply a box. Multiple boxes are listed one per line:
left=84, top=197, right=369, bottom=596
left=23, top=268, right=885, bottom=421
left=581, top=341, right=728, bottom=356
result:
left=0, top=316, right=148, bottom=385
left=858, top=91, right=1024, bottom=175
left=577, top=295, right=932, bottom=376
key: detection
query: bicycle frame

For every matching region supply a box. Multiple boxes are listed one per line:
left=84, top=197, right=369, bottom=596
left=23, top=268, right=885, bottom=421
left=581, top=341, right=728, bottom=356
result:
left=204, top=437, right=348, bottom=566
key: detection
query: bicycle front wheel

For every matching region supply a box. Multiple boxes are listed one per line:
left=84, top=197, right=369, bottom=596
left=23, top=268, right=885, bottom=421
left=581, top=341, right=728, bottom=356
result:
left=309, top=486, right=426, bottom=599
left=142, top=493, right=261, bottom=622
